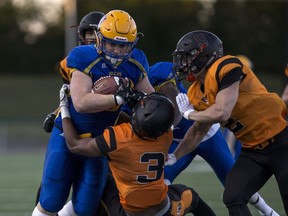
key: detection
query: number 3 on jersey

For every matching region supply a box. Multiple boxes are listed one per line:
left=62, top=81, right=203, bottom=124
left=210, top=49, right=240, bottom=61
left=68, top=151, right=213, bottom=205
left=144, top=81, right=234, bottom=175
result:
left=137, top=152, right=164, bottom=184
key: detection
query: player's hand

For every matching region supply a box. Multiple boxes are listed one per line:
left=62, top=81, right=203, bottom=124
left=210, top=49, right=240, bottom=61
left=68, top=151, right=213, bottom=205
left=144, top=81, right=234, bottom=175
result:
left=127, top=90, right=146, bottom=108
left=176, top=93, right=194, bottom=120
left=114, top=78, right=131, bottom=106
left=165, top=153, right=177, bottom=166
left=43, top=113, right=56, bottom=133
left=59, top=84, right=70, bottom=108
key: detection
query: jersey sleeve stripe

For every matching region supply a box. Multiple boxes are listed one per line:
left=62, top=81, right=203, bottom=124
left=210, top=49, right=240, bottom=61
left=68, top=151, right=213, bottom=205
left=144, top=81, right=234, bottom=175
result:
left=107, top=127, right=117, bottom=151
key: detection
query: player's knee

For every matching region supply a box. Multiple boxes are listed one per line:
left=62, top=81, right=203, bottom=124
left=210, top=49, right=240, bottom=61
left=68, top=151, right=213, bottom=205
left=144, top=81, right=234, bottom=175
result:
left=74, top=202, right=99, bottom=216
left=223, top=188, right=247, bottom=207
left=40, top=196, right=66, bottom=213
left=40, top=174, right=72, bottom=212
left=44, top=152, right=70, bottom=181
left=169, top=184, right=198, bottom=215
left=73, top=184, right=104, bottom=216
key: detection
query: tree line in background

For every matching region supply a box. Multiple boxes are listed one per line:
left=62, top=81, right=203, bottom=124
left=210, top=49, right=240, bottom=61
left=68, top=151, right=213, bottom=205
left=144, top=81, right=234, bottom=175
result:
left=1, top=0, right=287, bottom=82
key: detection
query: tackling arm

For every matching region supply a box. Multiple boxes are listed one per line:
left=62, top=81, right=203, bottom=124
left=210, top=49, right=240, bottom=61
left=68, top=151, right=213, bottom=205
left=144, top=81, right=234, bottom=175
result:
left=173, top=121, right=212, bottom=160
left=62, top=117, right=102, bottom=157
left=59, top=84, right=103, bottom=157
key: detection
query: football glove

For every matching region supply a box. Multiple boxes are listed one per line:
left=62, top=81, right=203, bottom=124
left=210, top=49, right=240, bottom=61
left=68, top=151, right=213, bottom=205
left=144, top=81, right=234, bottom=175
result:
left=59, top=84, right=70, bottom=108
left=59, top=84, right=70, bottom=119
left=165, top=153, right=177, bottom=166
left=127, top=90, right=146, bottom=108
left=114, top=78, right=131, bottom=106
left=176, top=93, right=195, bottom=120
left=42, top=113, right=56, bottom=133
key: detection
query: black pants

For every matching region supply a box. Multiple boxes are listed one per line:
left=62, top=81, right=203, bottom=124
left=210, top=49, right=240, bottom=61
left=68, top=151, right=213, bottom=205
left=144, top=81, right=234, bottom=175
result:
left=223, top=126, right=288, bottom=215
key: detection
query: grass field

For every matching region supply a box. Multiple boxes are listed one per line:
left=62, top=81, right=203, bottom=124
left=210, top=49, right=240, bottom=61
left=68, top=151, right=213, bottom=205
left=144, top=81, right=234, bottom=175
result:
left=0, top=153, right=285, bottom=216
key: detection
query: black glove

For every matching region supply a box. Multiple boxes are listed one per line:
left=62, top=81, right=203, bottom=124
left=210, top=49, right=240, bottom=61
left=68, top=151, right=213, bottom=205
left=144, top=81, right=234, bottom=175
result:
left=114, top=78, right=131, bottom=106
left=127, top=90, right=146, bottom=108
left=43, top=113, right=56, bottom=133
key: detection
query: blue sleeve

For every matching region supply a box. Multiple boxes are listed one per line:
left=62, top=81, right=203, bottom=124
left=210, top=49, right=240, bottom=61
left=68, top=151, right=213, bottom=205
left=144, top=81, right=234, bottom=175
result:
left=66, top=45, right=97, bottom=72
left=137, top=50, right=149, bottom=75
left=148, top=62, right=175, bottom=86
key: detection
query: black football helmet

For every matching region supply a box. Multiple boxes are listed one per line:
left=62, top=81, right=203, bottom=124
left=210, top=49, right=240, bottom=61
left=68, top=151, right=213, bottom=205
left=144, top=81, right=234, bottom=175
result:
left=131, top=93, right=175, bottom=139
left=172, top=30, right=223, bottom=80
left=78, top=11, right=105, bottom=45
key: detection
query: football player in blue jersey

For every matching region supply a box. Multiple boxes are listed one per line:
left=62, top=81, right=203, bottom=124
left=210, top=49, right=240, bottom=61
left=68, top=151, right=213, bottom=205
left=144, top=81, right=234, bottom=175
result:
left=33, top=10, right=154, bottom=216
left=35, top=12, right=110, bottom=216
left=42, top=11, right=105, bottom=133
left=149, top=61, right=279, bottom=216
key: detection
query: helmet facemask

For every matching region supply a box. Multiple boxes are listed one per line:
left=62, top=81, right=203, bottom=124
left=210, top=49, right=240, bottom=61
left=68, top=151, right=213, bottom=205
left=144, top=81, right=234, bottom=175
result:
left=78, top=28, right=98, bottom=45
left=172, top=51, right=199, bottom=83
left=98, top=33, right=138, bottom=68
left=172, top=30, right=223, bottom=82
left=77, top=11, right=105, bottom=46
left=97, top=10, right=139, bottom=68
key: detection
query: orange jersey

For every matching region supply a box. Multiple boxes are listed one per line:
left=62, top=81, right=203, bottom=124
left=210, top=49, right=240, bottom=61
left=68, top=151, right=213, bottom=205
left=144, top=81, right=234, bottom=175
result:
left=59, top=57, right=73, bottom=83
left=95, top=123, right=173, bottom=211
left=187, top=55, right=287, bottom=148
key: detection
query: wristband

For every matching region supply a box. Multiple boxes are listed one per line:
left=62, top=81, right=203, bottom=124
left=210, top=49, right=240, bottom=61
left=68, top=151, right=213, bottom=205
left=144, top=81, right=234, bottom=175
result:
left=61, top=107, right=71, bottom=119
left=113, top=95, right=124, bottom=106
left=183, top=109, right=194, bottom=120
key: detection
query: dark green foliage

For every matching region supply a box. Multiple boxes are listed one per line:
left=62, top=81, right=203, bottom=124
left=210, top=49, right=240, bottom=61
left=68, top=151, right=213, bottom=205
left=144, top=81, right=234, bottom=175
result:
left=0, top=0, right=287, bottom=77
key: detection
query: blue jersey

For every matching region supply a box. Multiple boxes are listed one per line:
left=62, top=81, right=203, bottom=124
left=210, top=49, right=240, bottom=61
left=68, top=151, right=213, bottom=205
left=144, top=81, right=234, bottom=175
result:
left=148, top=61, right=187, bottom=94
left=54, top=45, right=149, bottom=137
left=149, top=61, right=235, bottom=185
left=39, top=45, right=150, bottom=215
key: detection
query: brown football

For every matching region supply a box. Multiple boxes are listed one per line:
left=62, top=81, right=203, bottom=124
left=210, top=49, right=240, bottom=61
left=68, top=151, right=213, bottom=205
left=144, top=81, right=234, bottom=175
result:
left=92, top=76, right=128, bottom=94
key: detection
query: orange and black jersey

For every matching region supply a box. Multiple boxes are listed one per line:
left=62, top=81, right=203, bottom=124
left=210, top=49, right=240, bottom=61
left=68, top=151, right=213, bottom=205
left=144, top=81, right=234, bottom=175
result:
left=187, top=55, right=287, bottom=148
left=59, top=57, right=72, bottom=84
left=95, top=123, right=173, bottom=212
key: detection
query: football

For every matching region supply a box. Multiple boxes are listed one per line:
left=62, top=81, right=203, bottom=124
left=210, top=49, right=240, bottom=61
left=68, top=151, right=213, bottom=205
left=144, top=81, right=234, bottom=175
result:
left=92, top=76, right=128, bottom=94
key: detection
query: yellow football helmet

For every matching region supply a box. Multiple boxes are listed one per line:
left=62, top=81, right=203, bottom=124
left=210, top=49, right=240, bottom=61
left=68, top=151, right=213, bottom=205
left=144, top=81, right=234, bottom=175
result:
left=97, top=10, right=139, bottom=67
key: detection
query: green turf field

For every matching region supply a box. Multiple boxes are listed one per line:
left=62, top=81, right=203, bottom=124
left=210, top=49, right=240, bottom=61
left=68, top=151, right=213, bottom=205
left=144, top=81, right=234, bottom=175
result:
left=0, top=153, right=285, bottom=216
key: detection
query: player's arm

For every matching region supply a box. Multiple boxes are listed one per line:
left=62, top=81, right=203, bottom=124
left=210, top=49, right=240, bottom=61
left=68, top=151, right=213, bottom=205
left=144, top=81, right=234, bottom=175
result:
left=70, top=71, right=130, bottom=113
left=281, top=64, right=288, bottom=107
left=135, top=76, right=155, bottom=94
left=59, top=84, right=102, bottom=157
left=281, top=85, right=288, bottom=107
left=159, top=82, right=182, bottom=126
left=62, top=118, right=102, bottom=157
left=166, top=121, right=212, bottom=165
left=70, top=71, right=117, bottom=112
left=186, top=81, right=240, bottom=124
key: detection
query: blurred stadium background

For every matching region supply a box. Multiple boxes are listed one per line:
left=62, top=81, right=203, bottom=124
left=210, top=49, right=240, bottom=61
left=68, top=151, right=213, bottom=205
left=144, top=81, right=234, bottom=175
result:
left=0, top=0, right=287, bottom=215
